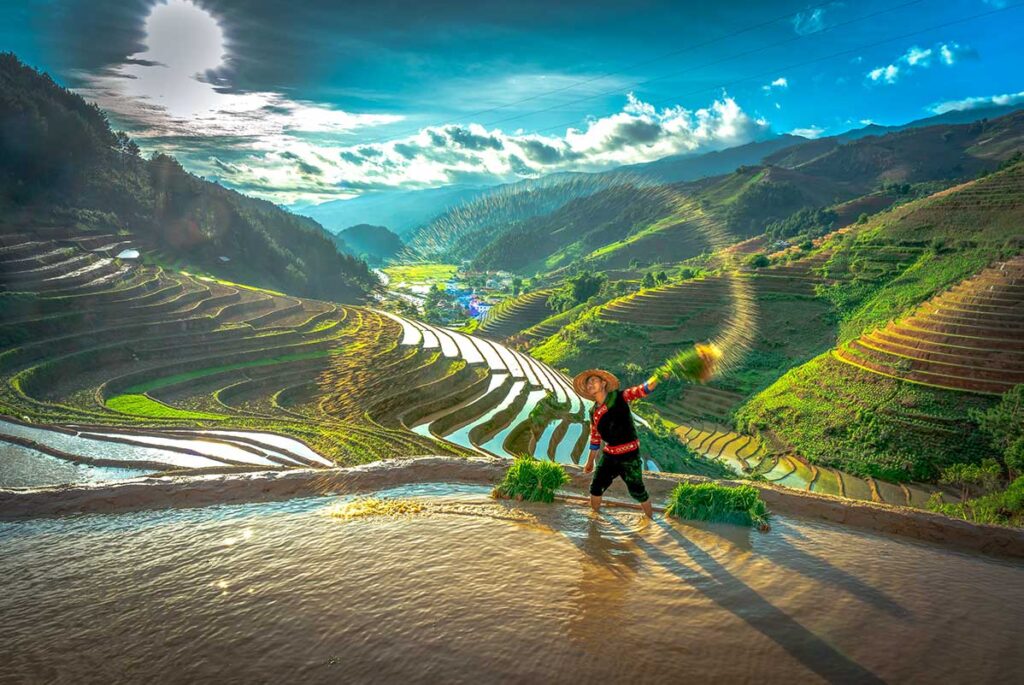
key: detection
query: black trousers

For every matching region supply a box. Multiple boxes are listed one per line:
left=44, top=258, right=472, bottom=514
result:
left=589, top=449, right=649, bottom=503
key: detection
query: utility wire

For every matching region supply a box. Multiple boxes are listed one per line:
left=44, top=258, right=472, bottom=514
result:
left=522, top=0, right=1023, bottom=138
left=359, top=0, right=926, bottom=145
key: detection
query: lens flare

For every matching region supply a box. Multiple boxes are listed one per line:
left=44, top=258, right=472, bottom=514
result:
left=401, top=170, right=758, bottom=384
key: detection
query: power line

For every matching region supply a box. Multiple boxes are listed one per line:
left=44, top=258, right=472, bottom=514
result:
left=357, top=0, right=862, bottom=145
left=442, top=0, right=840, bottom=121
left=474, top=0, right=929, bottom=132
left=522, top=0, right=1023, bottom=139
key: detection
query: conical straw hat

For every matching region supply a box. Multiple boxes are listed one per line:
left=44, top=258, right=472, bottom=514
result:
left=572, top=368, right=620, bottom=401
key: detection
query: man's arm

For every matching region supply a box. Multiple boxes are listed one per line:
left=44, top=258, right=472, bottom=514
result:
left=622, top=374, right=661, bottom=402
left=584, top=420, right=601, bottom=472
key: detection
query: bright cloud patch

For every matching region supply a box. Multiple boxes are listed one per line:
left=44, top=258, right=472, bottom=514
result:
left=867, top=41, right=976, bottom=85
left=789, top=126, right=825, bottom=139
left=74, top=0, right=400, bottom=140
left=191, top=92, right=769, bottom=204
left=71, top=0, right=772, bottom=205
left=762, top=77, right=788, bottom=93
left=928, top=90, right=1024, bottom=114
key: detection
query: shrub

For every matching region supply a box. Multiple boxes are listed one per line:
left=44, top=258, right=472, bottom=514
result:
left=971, top=384, right=1024, bottom=476
left=665, top=482, right=770, bottom=529
left=746, top=253, right=769, bottom=268
left=493, top=456, right=570, bottom=503
left=928, top=476, right=1024, bottom=527
left=939, top=459, right=1002, bottom=500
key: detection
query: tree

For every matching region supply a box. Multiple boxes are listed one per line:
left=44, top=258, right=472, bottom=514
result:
left=971, top=384, right=1024, bottom=477
left=746, top=254, right=769, bottom=268
left=642, top=272, right=656, bottom=288
left=939, top=460, right=1002, bottom=500
left=114, top=130, right=140, bottom=157
left=546, top=272, right=605, bottom=312
left=655, top=271, right=668, bottom=284
left=512, top=276, right=523, bottom=297
left=423, top=284, right=465, bottom=324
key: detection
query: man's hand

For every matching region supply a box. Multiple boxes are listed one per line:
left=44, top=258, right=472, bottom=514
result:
left=584, top=457, right=595, bottom=473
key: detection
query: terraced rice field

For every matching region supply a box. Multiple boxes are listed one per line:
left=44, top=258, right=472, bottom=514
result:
left=670, top=419, right=944, bottom=508
left=0, top=228, right=588, bottom=484
left=599, top=252, right=836, bottom=329
left=836, top=255, right=1024, bottom=394
left=478, top=289, right=555, bottom=341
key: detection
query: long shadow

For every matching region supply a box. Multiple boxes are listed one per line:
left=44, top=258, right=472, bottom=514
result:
left=770, top=523, right=910, bottom=619
left=606, top=516, right=885, bottom=684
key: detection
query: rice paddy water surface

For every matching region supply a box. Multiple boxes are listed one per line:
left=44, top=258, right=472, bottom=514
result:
left=2, top=482, right=1021, bottom=683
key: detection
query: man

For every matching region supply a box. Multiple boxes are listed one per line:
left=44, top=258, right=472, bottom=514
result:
left=572, top=368, right=662, bottom=519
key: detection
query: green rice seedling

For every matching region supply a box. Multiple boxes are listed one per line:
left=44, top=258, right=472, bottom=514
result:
left=658, top=343, right=722, bottom=384
left=664, top=482, right=770, bottom=530
left=493, top=455, right=570, bottom=503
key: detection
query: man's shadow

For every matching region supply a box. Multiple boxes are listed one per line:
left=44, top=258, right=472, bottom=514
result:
left=769, top=520, right=910, bottom=619
left=602, top=515, right=887, bottom=684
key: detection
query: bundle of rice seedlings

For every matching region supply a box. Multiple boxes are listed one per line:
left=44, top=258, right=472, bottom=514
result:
left=657, top=343, right=722, bottom=384
left=493, top=456, right=570, bottom=503
left=330, top=497, right=425, bottom=520
left=664, top=482, right=770, bottom=530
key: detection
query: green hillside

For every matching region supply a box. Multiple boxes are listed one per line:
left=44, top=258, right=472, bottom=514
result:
left=459, top=112, right=1024, bottom=280
left=0, top=53, right=376, bottom=302
left=736, top=162, right=1024, bottom=481
left=338, top=224, right=404, bottom=265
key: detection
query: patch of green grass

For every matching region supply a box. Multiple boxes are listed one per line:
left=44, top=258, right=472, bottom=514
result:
left=664, top=481, right=770, bottom=529
left=493, top=455, right=570, bottom=503
left=195, top=275, right=285, bottom=297
left=106, top=393, right=226, bottom=420
left=736, top=353, right=995, bottom=482
left=123, top=350, right=330, bottom=394
left=383, top=262, right=457, bottom=284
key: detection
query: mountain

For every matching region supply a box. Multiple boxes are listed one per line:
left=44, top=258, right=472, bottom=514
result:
left=614, top=135, right=806, bottom=183
left=837, top=103, right=1024, bottom=141
left=338, top=224, right=404, bottom=264
left=463, top=111, right=1023, bottom=275
left=293, top=183, right=495, bottom=236
left=0, top=53, right=377, bottom=301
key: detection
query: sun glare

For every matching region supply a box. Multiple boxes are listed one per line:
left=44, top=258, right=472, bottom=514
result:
left=142, top=0, right=226, bottom=75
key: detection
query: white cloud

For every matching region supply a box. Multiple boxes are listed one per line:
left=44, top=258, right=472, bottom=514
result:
left=762, top=77, right=789, bottom=93
left=868, top=64, right=900, bottom=84
left=72, top=0, right=774, bottom=205
left=792, top=8, right=826, bottom=35
left=866, top=41, right=976, bottom=86
left=202, top=93, right=771, bottom=204
left=789, top=126, right=825, bottom=139
left=928, top=90, right=1024, bottom=114
left=75, top=0, right=400, bottom=140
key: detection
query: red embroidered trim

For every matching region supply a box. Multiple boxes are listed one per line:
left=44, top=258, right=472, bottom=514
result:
left=603, top=439, right=639, bottom=455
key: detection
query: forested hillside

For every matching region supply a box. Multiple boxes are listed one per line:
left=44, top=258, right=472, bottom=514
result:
left=0, top=53, right=376, bottom=301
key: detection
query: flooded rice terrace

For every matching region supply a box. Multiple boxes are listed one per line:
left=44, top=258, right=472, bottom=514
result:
left=2, top=483, right=1022, bottom=684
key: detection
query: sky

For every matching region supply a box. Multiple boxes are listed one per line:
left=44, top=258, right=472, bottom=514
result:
left=2, top=0, right=1022, bottom=205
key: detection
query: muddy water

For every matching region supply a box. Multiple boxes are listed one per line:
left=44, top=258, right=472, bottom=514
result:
left=0, top=443, right=150, bottom=487
left=1, top=483, right=1021, bottom=684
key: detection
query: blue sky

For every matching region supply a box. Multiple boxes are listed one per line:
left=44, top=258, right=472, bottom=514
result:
left=2, top=0, right=1022, bottom=204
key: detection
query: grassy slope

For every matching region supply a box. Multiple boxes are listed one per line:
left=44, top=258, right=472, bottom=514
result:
left=737, top=163, right=1024, bottom=481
